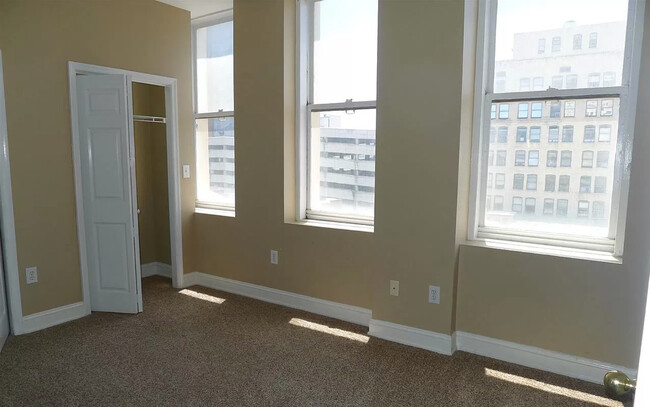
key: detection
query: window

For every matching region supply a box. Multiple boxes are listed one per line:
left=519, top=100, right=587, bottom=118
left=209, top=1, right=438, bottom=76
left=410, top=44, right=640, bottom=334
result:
left=599, top=125, right=612, bottom=142
left=566, top=74, right=578, bottom=89
left=584, top=125, right=596, bottom=143
left=497, top=127, right=508, bottom=143
left=499, top=104, right=509, bottom=119
left=588, top=73, right=601, bottom=88
left=597, top=151, right=610, bottom=168
left=513, top=174, right=524, bottom=190
left=573, top=34, right=582, bottom=50
left=514, top=150, right=525, bottom=166
left=194, top=12, right=235, bottom=209
left=601, top=99, right=614, bottom=116
left=560, top=151, right=572, bottom=167
left=543, top=199, right=555, bottom=215
left=516, top=127, right=527, bottom=142
left=496, top=150, right=507, bottom=166
left=552, top=75, right=563, bottom=89
left=581, top=151, right=594, bottom=168
left=564, top=101, right=576, bottom=117
left=603, top=72, right=616, bottom=87
left=299, top=0, right=378, bottom=222
left=580, top=176, right=592, bottom=193
left=489, top=127, right=496, bottom=142
left=557, top=199, right=569, bottom=216
left=518, top=103, right=529, bottom=119
left=545, top=175, right=556, bottom=192
left=550, top=102, right=561, bottom=118
left=494, top=195, right=504, bottom=211
left=487, top=173, right=493, bottom=188
left=525, top=198, right=536, bottom=214
left=491, top=104, right=497, bottom=119
left=486, top=196, right=492, bottom=210
left=595, top=176, right=607, bottom=193
left=529, top=127, right=541, bottom=142
left=586, top=100, right=598, bottom=117
left=472, top=0, right=638, bottom=255
left=561, top=126, right=573, bottom=142
left=578, top=200, right=590, bottom=217
left=593, top=201, right=606, bottom=219
left=589, top=32, right=598, bottom=48
left=488, top=151, right=495, bottom=166
left=495, top=173, right=505, bottom=189
left=558, top=175, right=570, bottom=192
left=552, top=36, right=561, bottom=52
left=526, top=174, right=537, bottom=190
left=512, top=197, right=523, bottom=213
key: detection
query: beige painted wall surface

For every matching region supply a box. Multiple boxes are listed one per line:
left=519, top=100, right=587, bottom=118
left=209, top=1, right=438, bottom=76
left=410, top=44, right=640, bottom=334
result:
left=0, top=0, right=194, bottom=315
left=133, top=83, right=171, bottom=266
left=456, top=3, right=650, bottom=368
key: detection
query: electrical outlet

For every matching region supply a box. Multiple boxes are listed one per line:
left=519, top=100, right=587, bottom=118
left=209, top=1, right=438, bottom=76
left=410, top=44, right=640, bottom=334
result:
left=390, top=280, right=399, bottom=296
left=270, top=250, right=279, bottom=265
left=26, top=267, right=38, bottom=284
left=429, top=285, right=440, bottom=304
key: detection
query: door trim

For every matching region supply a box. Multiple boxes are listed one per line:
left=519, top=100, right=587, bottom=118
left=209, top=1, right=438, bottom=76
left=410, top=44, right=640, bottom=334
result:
left=68, top=62, right=185, bottom=315
left=0, top=50, right=23, bottom=335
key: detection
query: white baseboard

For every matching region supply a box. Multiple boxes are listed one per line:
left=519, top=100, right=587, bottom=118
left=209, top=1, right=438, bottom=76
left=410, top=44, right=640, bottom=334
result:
left=368, top=319, right=454, bottom=355
left=141, top=262, right=172, bottom=279
left=183, top=271, right=372, bottom=326
left=22, top=301, right=87, bottom=334
left=455, top=331, right=637, bottom=384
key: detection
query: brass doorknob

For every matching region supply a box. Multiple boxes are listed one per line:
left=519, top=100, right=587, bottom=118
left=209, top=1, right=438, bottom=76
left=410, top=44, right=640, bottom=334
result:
left=604, top=370, right=636, bottom=398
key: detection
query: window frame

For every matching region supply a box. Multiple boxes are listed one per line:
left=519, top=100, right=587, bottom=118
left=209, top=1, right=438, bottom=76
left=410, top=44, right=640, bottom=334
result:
left=467, top=0, right=644, bottom=256
left=296, top=0, right=378, bottom=226
left=192, top=10, right=236, bottom=213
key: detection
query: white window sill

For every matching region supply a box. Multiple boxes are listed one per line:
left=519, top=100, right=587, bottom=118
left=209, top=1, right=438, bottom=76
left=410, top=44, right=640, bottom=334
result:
left=286, top=219, right=374, bottom=233
left=195, top=207, right=236, bottom=218
left=461, top=238, right=622, bottom=264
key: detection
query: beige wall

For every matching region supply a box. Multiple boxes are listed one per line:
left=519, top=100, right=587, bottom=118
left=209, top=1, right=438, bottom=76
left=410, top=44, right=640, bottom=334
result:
left=1, top=0, right=648, bottom=370
left=133, top=83, right=171, bottom=266
left=0, top=0, right=194, bottom=316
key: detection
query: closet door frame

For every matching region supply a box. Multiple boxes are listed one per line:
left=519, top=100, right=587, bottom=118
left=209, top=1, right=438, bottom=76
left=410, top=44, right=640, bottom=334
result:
left=68, top=62, right=185, bottom=315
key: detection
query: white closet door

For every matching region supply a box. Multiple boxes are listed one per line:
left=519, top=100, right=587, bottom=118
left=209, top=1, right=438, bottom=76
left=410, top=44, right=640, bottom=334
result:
left=77, top=74, right=139, bottom=313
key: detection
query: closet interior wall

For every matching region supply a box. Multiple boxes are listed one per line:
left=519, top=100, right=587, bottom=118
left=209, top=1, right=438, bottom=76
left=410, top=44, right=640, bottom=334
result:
left=132, top=83, right=171, bottom=268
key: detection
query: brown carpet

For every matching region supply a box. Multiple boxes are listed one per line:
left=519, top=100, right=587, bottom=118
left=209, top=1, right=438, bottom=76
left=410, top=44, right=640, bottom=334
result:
left=0, top=276, right=633, bottom=406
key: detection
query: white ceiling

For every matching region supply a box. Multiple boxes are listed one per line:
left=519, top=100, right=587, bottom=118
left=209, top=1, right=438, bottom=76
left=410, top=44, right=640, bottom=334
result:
left=156, top=0, right=232, bottom=19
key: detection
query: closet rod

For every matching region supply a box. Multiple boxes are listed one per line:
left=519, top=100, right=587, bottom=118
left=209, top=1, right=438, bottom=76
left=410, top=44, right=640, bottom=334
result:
left=133, top=114, right=166, bottom=124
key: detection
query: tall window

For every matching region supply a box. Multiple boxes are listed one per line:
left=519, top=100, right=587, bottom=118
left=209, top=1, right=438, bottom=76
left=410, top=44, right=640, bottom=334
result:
left=298, top=0, right=378, bottom=224
left=193, top=12, right=235, bottom=210
left=470, top=0, right=639, bottom=256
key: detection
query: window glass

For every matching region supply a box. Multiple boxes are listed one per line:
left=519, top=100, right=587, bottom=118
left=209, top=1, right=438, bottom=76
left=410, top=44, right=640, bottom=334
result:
left=196, top=20, right=234, bottom=113
left=544, top=198, right=555, bottom=215
left=530, top=127, right=541, bottom=142
left=513, top=174, right=524, bottom=190
left=312, top=0, right=378, bottom=104
left=196, top=117, right=235, bottom=205
left=526, top=174, right=537, bottom=190
left=516, top=127, right=527, bottom=142
left=547, top=150, right=557, bottom=167
left=558, top=175, right=570, bottom=192
left=545, top=174, right=556, bottom=192
left=518, top=103, right=529, bottom=119
left=582, top=151, right=594, bottom=168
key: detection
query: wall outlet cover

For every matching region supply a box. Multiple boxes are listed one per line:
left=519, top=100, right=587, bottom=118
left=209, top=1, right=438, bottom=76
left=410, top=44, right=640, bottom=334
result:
left=429, top=285, right=440, bottom=304
left=270, top=250, right=279, bottom=265
left=26, top=266, right=38, bottom=284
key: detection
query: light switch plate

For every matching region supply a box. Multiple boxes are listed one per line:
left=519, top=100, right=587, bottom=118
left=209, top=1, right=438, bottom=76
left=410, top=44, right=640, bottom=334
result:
left=183, top=165, right=191, bottom=179
left=390, top=280, right=399, bottom=296
left=270, top=250, right=278, bottom=265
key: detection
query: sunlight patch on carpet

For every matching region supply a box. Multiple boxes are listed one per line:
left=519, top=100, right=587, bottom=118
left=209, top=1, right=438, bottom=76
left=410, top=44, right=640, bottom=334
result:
left=485, top=368, right=622, bottom=407
left=179, top=289, right=226, bottom=304
left=289, top=318, right=369, bottom=343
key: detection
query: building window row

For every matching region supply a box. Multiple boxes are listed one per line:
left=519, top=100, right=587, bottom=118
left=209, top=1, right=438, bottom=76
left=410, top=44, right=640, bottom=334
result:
left=492, top=99, right=614, bottom=120
left=488, top=173, right=608, bottom=194
left=537, top=32, right=598, bottom=54
left=487, top=196, right=606, bottom=219
left=491, top=124, right=613, bottom=144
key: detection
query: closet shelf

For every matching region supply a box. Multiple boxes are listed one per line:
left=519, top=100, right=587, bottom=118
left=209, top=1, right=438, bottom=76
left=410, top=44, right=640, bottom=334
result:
left=133, top=115, right=166, bottom=124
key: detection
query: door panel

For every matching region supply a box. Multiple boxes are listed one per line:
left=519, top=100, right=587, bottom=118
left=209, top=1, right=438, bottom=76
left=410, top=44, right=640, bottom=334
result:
left=77, top=74, right=139, bottom=314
